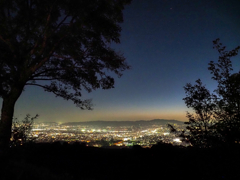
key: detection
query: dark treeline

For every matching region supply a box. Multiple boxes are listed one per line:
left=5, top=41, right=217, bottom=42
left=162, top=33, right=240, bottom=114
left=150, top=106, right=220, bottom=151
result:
left=1, top=142, right=240, bottom=180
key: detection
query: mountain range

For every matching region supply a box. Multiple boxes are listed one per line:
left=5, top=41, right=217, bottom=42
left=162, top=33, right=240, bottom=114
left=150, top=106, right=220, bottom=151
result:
left=61, top=119, right=185, bottom=127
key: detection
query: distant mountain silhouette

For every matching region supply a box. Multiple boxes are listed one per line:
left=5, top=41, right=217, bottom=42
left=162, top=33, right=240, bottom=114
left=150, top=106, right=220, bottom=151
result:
left=61, top=119, right=184, bottom=127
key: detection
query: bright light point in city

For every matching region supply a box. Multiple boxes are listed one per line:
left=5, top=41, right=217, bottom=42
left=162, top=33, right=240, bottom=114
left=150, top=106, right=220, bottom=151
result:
left=173, top=138, right=181, bottom=142
left=152, top=129, right=157, bottom=133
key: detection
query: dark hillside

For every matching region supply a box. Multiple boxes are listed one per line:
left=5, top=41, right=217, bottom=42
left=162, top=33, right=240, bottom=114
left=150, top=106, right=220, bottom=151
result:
left=1, top=143, right=240, bottom=180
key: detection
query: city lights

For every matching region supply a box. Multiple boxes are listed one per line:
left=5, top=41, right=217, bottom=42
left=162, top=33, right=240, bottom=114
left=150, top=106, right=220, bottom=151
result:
left=28, top=122, right=187, bottom=147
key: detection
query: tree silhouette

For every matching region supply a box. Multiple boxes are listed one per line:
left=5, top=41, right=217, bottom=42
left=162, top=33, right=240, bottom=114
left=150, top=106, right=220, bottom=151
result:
left=182, top=79, right=219, bottom=148
left=0, top=0, right=131, bottom=148
left=169, top=39, right=240, bottom=148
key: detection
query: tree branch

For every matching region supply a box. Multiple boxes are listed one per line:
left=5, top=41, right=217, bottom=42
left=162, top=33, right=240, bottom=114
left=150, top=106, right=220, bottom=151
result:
left=30, top=78, right=63, bottom=81
left=39, top=3, right=55, bottom=55
left=25, top=83, right=60, bottom=96
left=31, top=67, right=69, bottom=78
left=53, top=14, right=70, bottom=33
left=0, top=35, right=13, bottom=52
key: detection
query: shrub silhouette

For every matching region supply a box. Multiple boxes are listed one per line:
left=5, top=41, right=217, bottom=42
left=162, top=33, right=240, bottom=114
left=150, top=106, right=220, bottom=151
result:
left=10, top=114, right=38, bottom=147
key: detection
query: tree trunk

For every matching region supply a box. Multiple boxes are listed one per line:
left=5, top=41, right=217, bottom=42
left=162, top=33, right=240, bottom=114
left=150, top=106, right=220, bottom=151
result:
left=0, top=86, right=24, bottom=149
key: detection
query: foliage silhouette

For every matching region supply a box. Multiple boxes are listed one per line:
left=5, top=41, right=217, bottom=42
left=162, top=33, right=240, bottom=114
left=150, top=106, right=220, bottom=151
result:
left=10, top=114, right=38, bottom=147
left=0, top=0, right=131, bottom=148
left=169, top=39, right=240, bottom=148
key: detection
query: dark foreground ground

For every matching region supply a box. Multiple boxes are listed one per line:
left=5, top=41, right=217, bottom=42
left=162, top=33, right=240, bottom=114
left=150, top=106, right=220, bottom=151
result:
left=0, top=143, right=240, bottom=180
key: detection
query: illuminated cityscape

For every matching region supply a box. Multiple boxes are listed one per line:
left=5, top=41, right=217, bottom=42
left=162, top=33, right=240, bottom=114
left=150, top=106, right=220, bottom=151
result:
left=28, top=120, right=188, bottom=147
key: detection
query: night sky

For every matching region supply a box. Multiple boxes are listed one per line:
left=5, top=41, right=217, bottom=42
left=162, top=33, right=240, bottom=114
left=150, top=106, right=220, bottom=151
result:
left=11, top=0, right=240, bottom=122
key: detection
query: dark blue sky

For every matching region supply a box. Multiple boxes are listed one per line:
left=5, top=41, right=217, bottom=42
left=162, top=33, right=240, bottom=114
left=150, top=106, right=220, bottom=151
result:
left=13, top=0, right=240, bottom=122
